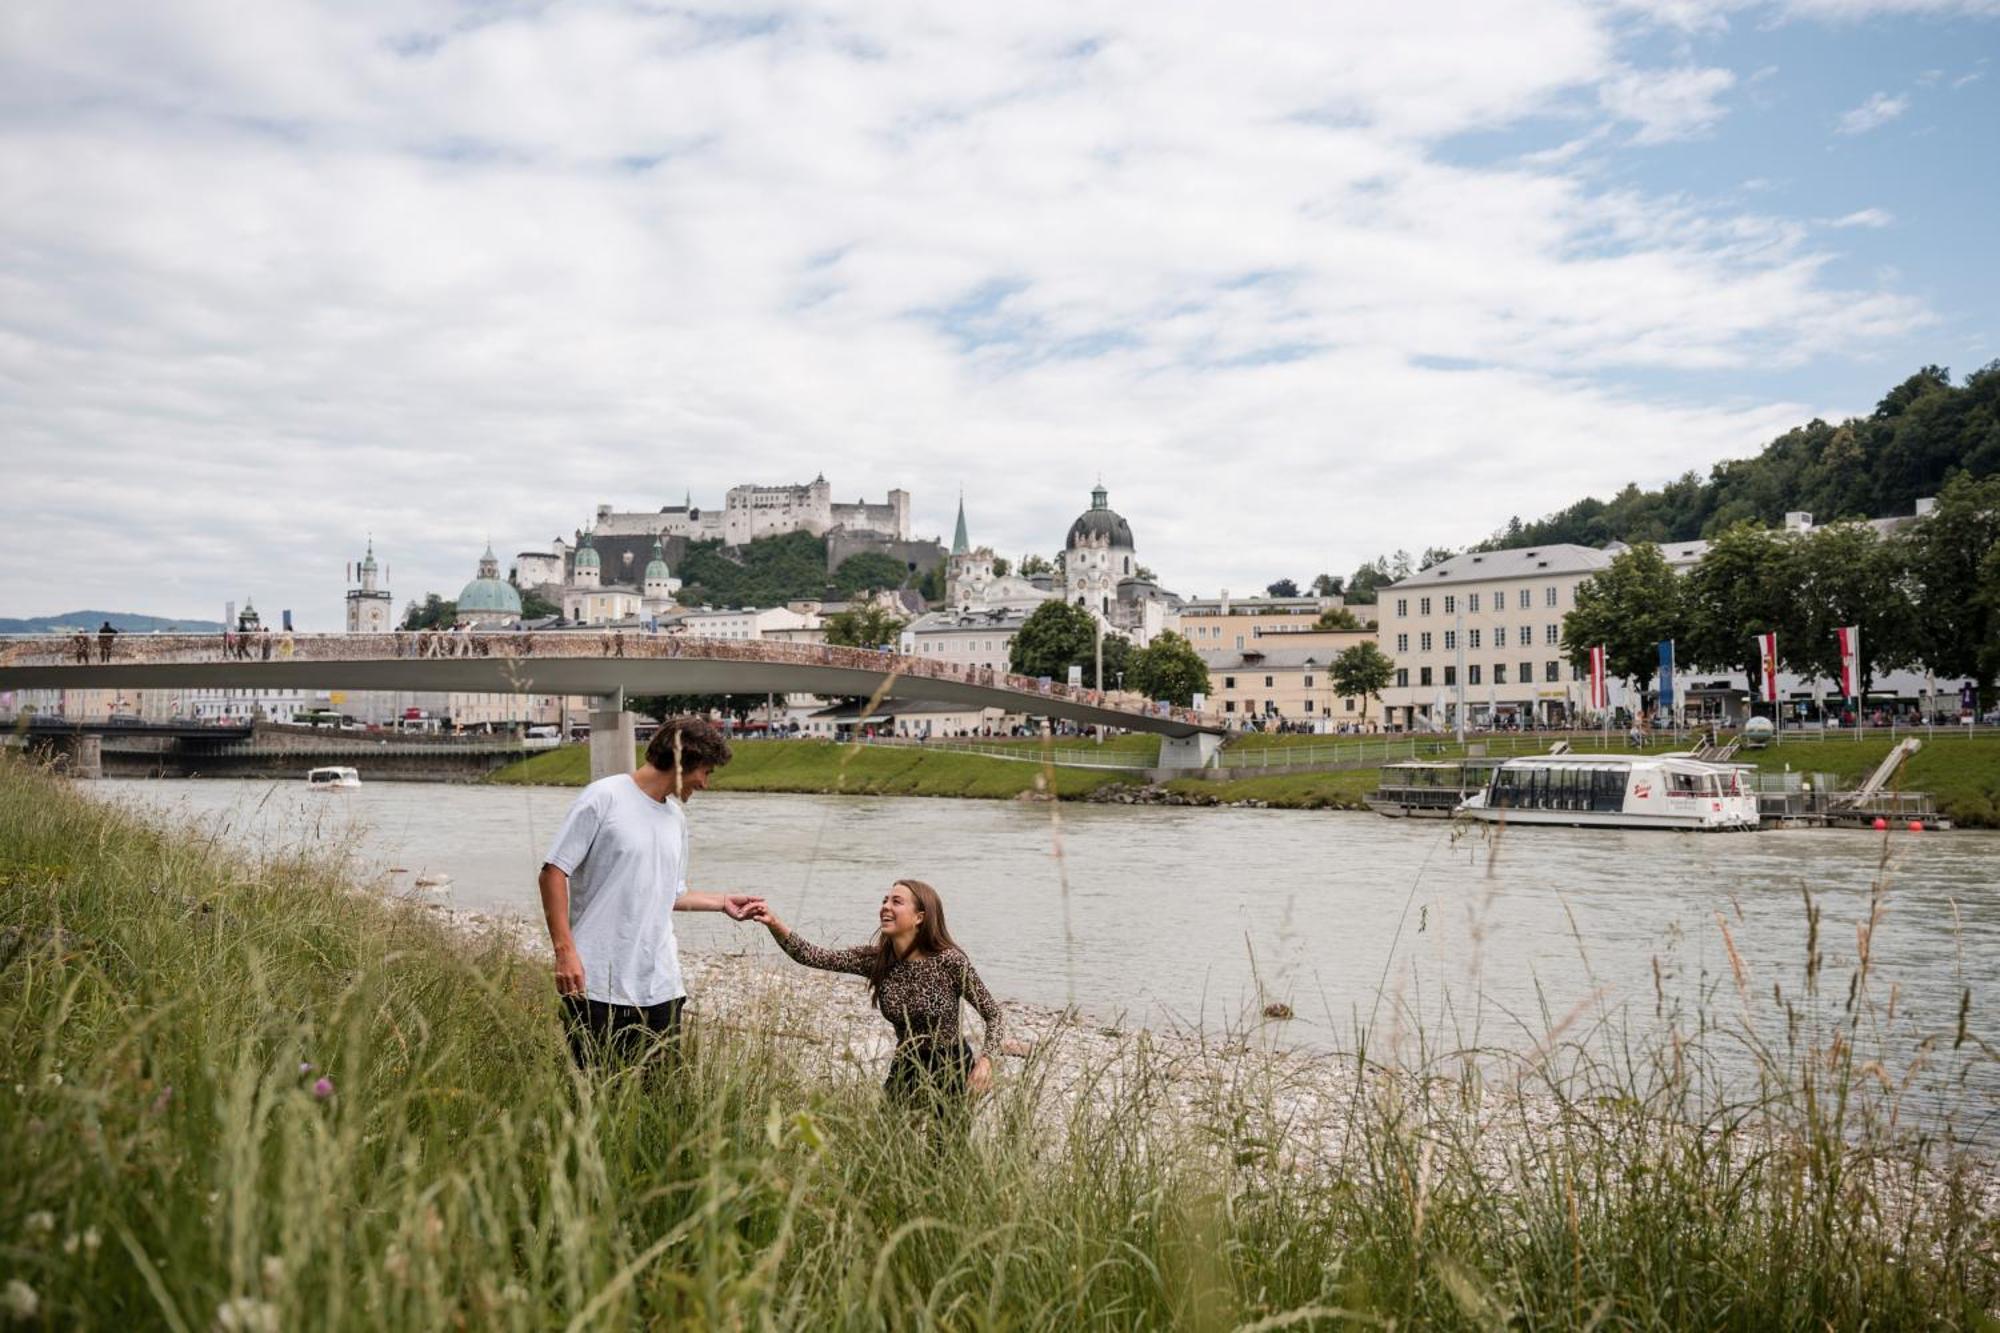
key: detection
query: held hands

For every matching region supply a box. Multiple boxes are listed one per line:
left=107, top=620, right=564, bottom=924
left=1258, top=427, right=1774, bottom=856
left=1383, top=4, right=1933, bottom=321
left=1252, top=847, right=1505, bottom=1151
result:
left=745, top=902, right=786, bottom=934
left=721, top=893, right=766, bottom=921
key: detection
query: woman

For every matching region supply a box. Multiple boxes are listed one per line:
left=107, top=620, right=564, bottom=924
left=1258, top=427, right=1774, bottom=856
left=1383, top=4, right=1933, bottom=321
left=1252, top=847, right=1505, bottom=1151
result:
left=750, top=880, right=1004, bottom=1112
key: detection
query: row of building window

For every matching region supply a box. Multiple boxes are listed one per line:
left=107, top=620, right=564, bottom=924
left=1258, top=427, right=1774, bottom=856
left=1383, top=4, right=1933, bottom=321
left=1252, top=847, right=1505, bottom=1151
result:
left=1398, top=625, right=1562, bottom=653
left=1222, top=675, right=1313, bottom=689
left=1391, top=661, right=1584, bottom=689
left=1222, top=698, right=1357, bottom=715
left=1395, top=587, right=1562, bottom=618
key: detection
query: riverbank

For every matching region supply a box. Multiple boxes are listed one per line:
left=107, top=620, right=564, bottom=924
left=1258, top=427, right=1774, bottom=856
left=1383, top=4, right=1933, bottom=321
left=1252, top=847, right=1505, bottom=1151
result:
left=488, top=733, right=2000, bottom=825
left=6, top=752, right=1998, bottom=1328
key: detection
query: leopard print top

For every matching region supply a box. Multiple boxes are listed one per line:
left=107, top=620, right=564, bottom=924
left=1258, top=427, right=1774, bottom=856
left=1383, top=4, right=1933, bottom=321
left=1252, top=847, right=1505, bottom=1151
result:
left=775, top=930, right=1003, bottom=1053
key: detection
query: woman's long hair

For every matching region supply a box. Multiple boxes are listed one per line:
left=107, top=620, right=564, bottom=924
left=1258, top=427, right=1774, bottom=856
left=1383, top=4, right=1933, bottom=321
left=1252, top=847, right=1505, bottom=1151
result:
left=870, top=879, right=959, bottom=1002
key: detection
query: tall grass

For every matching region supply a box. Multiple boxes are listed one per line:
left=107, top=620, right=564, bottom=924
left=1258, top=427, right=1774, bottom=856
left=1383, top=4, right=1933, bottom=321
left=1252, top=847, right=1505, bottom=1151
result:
left=2, top=752, right=1995, bottom=1329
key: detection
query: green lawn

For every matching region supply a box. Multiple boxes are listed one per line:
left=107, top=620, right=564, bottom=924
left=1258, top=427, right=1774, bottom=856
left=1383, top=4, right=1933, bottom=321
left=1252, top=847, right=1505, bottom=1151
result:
left=492, top=739, right=1144, bottom=801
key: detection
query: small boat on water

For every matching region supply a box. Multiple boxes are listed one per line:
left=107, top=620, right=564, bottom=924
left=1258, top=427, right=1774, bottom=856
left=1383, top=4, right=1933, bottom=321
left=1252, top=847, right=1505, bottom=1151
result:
left=1367, top=758, right=1502, bottom=818
left=1457, top=753, right=1759, bottom=831
left=306, top=766, right=361, bottom=790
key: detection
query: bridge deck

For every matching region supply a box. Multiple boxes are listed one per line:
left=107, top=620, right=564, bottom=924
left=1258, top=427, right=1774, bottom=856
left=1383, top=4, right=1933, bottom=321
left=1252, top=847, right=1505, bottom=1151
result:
left=0, top=632, right=1224, bottom=738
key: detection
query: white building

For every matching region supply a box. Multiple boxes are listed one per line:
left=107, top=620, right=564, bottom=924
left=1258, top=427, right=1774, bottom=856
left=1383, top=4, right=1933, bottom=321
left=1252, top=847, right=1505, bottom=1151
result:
left=587, top=477, right=911, bottom=549
left=345, top=541, right=393, bottom=634
left=944, top=496, right=1055, bottom=614
left=1375, top=545, right=1608, bottom=731
left=676, top=606, right=819, bottom=641
left=903, top=606, right=1031, bottom=673
left=560, top=533, right=643, bottom=625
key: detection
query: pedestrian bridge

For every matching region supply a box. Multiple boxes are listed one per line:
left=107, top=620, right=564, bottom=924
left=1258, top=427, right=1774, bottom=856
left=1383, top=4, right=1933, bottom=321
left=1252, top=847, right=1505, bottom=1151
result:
left=0, top=632, right=1225, bottom=764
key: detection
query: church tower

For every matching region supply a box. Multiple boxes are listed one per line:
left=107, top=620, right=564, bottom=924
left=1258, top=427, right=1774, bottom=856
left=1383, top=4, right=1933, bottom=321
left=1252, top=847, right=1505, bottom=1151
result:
left=345, top=539, right=392, bottom=634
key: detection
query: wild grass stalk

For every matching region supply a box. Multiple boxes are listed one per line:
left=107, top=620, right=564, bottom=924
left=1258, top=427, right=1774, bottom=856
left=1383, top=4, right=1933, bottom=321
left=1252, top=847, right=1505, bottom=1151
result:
left=2, top=752, right=1995, bottom=1329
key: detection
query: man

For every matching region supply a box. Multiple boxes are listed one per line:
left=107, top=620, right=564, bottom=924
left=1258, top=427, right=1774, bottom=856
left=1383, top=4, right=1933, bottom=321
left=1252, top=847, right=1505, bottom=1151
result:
left=537, top=714, right=761, bottom=1066
left=96, top=620, right=118, bottom=663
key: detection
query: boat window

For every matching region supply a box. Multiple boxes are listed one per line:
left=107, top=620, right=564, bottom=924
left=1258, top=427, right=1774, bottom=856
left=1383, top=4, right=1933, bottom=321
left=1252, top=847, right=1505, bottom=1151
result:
left=1670, top=772, right=1702, bottom=796
left=1593, top=767, right=1630, bottom=812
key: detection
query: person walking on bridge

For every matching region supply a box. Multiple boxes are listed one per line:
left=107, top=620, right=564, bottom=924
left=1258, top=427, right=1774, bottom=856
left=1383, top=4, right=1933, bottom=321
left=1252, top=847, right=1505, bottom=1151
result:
left=537, top=714, right=764, bottom=1067
left=96, top=621, right=118, bottom=662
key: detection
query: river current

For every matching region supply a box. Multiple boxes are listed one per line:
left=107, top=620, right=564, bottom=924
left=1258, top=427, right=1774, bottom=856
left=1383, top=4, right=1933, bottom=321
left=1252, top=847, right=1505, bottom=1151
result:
left=92, top=777, right=1998, bottom=1072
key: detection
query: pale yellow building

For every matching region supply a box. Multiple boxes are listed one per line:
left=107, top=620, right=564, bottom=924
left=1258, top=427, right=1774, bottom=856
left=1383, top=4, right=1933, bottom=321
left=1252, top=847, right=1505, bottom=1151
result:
left=1198, top=644, right=1377, bottom=730
left=1175, top=594, right=1369, bottom=655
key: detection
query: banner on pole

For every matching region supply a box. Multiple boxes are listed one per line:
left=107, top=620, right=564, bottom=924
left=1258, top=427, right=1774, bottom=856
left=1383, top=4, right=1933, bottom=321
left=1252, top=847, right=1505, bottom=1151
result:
left=1656, top=640, right=1675, bottom=712
left=1754, top=632, right=1779, bottom=703
left=1588, top=644, right=1607, bottom=711
left=1836, top=625, right=1861, bottom=700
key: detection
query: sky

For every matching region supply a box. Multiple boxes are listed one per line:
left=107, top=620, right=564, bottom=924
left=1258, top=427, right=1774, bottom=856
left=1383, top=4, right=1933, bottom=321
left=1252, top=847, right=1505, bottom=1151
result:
left=2, top=0, right=1995, bottom=627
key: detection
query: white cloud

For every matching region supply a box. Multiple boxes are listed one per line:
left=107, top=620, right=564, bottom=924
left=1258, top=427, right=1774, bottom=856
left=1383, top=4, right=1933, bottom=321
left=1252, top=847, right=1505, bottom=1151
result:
left=1598, top=65, right=1738, bottom=142
left=1836, top=91, right=1911, bottom=133
left=1827, top=208, right=1894, bottom=227
left=0, top=0, right=1938, bottom=621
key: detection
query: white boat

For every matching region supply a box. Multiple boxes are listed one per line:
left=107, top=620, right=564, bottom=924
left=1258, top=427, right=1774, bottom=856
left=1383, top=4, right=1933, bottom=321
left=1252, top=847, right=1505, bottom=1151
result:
left=305, top=766, right=362, bottom=789
left=1456, top=753, right=1759, bottom=831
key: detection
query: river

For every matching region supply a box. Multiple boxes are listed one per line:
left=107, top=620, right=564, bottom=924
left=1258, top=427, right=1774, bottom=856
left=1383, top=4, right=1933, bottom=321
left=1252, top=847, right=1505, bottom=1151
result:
left=90, top=776, right=1999, bottom=1081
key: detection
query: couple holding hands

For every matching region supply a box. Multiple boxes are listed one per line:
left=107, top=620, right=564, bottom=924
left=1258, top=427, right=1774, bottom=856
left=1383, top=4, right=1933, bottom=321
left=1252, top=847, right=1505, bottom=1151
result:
left=536, top=716, right=1013, bottom=1111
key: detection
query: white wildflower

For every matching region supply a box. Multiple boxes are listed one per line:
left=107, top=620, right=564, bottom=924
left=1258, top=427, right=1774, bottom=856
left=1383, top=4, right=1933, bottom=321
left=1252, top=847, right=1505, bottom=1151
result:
left=46, top=1072, right=61, bottom=1087
left=25, top=1210, right=54, bottom=1235
left=501, top=1282, right=528, bottom=1304
left=83, top=1226, right=101, bottom=1254
left=2, top=1280, right=38, bottom=1320
left=62, top=1232, right=80, bottom=1256
left=260, top=1255, right=284, bottom=1288
left=213, top=1296, right=280, bottom=1333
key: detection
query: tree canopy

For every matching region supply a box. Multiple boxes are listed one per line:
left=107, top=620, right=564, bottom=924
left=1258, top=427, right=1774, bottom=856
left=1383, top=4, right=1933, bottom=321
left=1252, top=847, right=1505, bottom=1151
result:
left=1007, top=601, right=1128, bottom=688
left=1266, top=578, right=1300, bottom=598
left=1330, top=642, right=1396, bottom=723
left=1128, top=632, right=1209, bottom=705
left=1475, top=364, right=1999, bottom=551
left=822, top=604, right=908, bottom=649
left=1314, top=607, right=1364, bottom=631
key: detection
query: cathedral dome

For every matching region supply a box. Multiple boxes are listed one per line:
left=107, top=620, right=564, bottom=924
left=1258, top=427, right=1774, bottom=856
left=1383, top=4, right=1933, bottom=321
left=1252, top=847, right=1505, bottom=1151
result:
left=644, top=540, right=671, bottom=583
left=459, top=543, right=523, bottom=615
left=1065, top=483, right=1134, bottom=549
left=458, top=576, right=523, bottom=615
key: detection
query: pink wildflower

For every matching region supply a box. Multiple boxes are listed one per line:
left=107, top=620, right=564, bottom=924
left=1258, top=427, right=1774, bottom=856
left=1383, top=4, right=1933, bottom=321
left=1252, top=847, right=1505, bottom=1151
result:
left=311, top=1077, right=335, bottom=1100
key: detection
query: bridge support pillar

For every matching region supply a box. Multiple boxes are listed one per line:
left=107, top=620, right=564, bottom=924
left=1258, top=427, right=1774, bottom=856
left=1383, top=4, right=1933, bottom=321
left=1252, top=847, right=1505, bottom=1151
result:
left=588, top=708, right=639, bottom=783
left=28, top=733, right=102, bottom=778
left=1157, top=733, right=1222, bottom=771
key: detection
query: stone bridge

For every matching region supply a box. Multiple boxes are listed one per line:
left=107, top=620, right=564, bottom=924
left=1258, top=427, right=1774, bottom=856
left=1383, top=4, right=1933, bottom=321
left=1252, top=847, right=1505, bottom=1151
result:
left=0, top=632, right=1225, bottom=776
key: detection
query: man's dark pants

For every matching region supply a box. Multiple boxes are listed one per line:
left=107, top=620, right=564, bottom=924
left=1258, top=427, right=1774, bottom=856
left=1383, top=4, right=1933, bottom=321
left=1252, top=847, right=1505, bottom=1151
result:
left=561, top=995, right=685, bottom=1068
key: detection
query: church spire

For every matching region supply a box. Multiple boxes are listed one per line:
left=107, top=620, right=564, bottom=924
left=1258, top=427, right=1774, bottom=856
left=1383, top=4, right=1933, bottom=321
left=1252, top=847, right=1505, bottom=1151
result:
left=952, top=491, right=970, bottom=555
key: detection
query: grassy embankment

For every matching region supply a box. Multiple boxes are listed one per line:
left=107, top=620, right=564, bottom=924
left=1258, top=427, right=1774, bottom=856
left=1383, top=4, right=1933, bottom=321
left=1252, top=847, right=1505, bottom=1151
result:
left=490, top=732, right=2000, bottom=824
left=5, top=753, right=1998, bottom=1328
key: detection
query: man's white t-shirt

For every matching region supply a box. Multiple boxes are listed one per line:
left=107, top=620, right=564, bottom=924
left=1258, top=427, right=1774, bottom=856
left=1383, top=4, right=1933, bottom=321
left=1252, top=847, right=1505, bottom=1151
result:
left=543, top=774, right=690, bottom=1007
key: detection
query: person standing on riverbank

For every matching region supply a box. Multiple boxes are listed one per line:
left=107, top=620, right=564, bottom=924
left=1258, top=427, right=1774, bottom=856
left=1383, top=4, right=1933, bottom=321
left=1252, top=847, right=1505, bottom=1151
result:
left=537, top=715, right=763, bottom=1067
left=748, top=880, right=1009, bottom=1121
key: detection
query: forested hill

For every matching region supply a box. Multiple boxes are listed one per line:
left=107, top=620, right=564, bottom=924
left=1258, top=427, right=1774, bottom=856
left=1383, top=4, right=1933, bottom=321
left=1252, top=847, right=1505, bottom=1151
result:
left=1477, top=364, right=2000, bottom=551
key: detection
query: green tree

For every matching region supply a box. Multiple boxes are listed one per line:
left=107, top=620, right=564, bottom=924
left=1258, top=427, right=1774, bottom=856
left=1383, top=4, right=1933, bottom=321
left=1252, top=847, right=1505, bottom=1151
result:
left=1310, top=573, right=1343, bottom=597
left=918, top=564, right=945, bottom=603
left=1266, top=578, right=1300, bottom=597
left=823, top=604, right=908, bottom=649
left=1562, top=543, right=1685, bottom=692
left=991, top=556, right=1012, bottom=578
left=1330, top=641, right=1396, bottom=725
left=1134, top=565, right=1157, bottom=582
left=1680, top=523, right=1789, bottom=699
left=1345, top=552, right=1409, bottom=604
left=1781, top=523, right=1917, bottom=693
left=832, top=552, right=910, bottom=595
left=1419, top=546, right=1457, bottom=570
left=1127, top=632, right=1209, bottom=705
left=1899, top=472, right=2000, bottom=694
left=1019, top=554, right=1053, bottom=577
left=519, top=588, right=559, bottom=619
left=1314, top=607, right=1364, bottom=631
left=1007, top=601, right=1127, bottom=687
left=401, top=595, right=455, bottom=630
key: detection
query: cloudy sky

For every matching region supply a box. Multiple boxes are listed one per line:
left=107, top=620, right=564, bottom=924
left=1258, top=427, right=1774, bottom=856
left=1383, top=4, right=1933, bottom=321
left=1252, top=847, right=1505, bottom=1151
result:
left=3, top=0, right=1994, bottom=626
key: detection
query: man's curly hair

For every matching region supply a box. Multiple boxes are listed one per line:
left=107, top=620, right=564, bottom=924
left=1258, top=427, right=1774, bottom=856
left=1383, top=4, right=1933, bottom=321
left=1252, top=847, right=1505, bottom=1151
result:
left=643, top=715, right=734, bottom=774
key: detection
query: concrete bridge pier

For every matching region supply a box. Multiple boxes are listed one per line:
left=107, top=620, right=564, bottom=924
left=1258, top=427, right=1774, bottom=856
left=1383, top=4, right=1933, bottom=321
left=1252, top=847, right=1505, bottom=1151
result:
left=1157, top=732, right=1223, bottom=771
left=588, top=704, right=639, bottom=783
left=27, top=733, right=103, bottom=778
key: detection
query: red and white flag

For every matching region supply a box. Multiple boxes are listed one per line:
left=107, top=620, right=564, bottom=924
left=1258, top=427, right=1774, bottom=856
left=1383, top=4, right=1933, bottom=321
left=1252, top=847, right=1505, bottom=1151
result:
left=1754, top=632, right=1779, bottom=703
left=1588, top=644, right=1608, bottom=710
left=1836, top=625, right=1862, bottom=700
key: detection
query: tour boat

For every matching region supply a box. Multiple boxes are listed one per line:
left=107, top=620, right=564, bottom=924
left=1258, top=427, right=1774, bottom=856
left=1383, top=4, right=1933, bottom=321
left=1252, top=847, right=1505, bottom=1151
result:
left=1367, top=758, right=1503, bottom=818
left=1456, top=753, right=1759, bottom=831
left=305, top=766, right=362, bottom=789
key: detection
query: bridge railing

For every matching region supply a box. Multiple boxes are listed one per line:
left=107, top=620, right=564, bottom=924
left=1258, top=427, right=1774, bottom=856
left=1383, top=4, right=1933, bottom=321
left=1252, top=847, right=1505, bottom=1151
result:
left=0, top=631, right=1222, bottom=732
